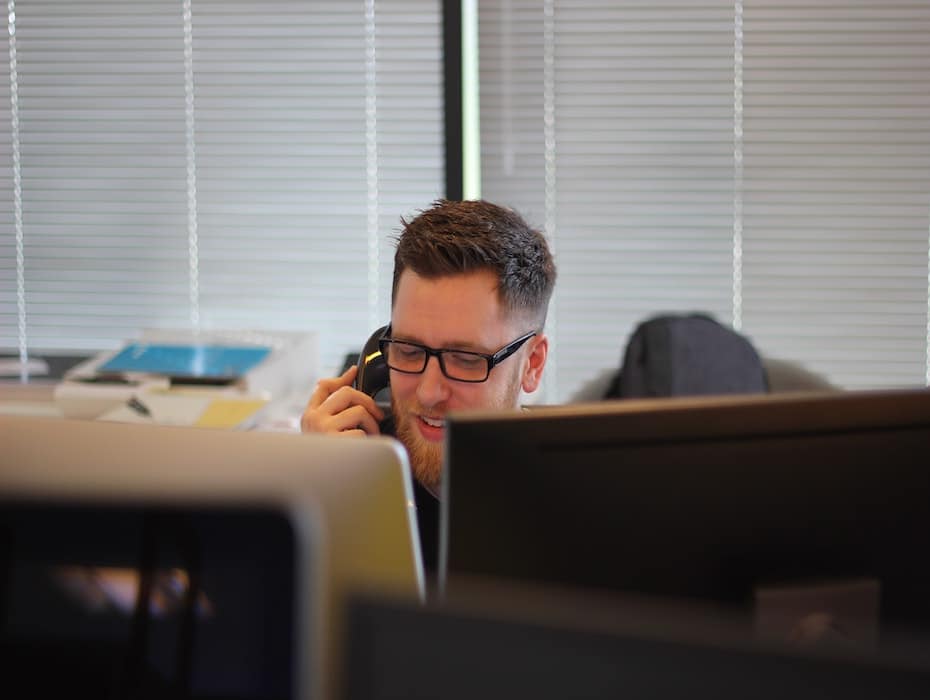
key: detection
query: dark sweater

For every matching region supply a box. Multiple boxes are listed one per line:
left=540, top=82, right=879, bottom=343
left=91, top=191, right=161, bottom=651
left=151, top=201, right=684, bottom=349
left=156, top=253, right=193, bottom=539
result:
left=412, top=478, right=440, bottom=576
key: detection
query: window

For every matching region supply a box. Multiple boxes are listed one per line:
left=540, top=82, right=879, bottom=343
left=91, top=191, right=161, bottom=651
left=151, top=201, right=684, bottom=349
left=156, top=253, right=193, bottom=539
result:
left=478, top=0, right=930, bottom=400
left=1, top=0, right=444, bottom=378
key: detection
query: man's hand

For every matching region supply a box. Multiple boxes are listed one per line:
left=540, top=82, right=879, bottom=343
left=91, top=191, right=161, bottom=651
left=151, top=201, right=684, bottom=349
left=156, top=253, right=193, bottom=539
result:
left=300, top=365, right=385, bottom=437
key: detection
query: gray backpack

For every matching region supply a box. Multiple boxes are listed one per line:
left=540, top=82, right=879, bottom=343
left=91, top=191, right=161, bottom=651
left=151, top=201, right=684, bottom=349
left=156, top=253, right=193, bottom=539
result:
left=605, top=313, right=769, bottom=399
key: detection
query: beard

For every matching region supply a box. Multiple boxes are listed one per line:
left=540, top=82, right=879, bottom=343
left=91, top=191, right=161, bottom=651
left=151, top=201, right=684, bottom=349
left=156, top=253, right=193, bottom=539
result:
left=391, top=366, right=523, bottom=495
left=394, top=414, right=444, bottom=493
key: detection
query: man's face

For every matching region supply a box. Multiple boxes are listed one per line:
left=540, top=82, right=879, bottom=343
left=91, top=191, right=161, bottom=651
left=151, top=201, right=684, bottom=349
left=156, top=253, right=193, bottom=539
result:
left=389, top=269, right=546, bottom=493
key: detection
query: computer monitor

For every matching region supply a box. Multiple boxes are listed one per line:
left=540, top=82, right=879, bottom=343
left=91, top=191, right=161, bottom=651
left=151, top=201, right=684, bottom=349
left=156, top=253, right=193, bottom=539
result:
left=343, top=579, right=930, bottom=700
left=441, top=388, right=930, bottom=656
left=0, top=414, right=423, bottom=700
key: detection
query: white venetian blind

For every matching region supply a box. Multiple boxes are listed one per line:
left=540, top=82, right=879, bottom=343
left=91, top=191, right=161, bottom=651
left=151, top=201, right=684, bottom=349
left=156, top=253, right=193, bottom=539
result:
left=480, top=0, right=736, bottom=402
left=12, top=1, right=191, bottom=351
left=478, top=0, right=930, bottom=400
left=1, top=0, right=443, bottom=378
left=741, top=0, right=930, bottom=389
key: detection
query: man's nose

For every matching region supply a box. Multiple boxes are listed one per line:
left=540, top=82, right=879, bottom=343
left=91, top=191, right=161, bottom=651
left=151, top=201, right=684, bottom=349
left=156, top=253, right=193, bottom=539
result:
left=416, top=355, right=451, bottom=406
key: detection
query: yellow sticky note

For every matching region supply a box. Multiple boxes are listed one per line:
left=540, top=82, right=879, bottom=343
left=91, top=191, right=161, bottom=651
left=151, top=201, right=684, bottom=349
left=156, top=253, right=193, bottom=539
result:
left=195, top=399, right=268, bottom=429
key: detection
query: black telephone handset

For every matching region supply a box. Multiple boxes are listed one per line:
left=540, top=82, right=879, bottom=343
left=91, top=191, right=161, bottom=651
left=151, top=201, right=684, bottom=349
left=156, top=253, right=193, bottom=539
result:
left=355, top=325, right=393, bottom=428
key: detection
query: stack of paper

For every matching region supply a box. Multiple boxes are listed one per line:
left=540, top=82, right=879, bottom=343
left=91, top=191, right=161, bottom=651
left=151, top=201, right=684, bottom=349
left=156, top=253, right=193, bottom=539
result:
left=97, top=388, right=269, bottom=431
left=55, top=329, right=318, bottom=421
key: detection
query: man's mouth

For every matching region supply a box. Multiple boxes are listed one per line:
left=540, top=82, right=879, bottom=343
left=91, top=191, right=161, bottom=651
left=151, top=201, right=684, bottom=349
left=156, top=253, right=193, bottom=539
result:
left=420, top=415, right=444, bottom=429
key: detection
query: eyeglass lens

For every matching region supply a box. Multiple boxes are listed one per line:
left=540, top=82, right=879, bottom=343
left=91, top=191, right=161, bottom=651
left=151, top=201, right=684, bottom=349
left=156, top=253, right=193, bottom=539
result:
left=382, top=341, right=489, bottom=382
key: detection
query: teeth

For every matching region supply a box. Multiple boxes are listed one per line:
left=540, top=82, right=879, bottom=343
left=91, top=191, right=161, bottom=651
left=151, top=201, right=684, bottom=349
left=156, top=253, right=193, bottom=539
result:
left=421, top=415, right=444, bottom=428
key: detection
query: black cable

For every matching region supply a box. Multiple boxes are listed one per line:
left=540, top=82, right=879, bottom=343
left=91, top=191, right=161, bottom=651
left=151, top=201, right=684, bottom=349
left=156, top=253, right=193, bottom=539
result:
left=173, top=516, right=202, bottom=700
left=112, top=511, right=158, bottom=700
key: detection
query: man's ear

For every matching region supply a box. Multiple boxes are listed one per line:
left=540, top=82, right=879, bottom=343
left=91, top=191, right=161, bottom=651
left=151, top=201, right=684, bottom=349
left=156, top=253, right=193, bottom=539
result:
left=521, top=334, right=548, bottom=393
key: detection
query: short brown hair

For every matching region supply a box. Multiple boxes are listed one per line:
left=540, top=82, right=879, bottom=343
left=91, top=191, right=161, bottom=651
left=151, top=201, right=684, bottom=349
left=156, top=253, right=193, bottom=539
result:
left=392, top=199, right=556, bottom=328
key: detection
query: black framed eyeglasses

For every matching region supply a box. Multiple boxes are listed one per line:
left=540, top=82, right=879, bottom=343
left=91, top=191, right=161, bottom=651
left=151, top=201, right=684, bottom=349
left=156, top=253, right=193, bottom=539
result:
left=378, top=326, right=537, bottom=383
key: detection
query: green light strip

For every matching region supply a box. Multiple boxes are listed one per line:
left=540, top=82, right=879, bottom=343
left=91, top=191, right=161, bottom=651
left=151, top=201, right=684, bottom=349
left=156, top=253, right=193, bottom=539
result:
left=461, top=0, right=480, bottom=200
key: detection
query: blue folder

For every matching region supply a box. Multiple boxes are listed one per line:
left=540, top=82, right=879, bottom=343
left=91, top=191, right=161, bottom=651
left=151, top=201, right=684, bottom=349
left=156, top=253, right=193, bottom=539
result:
left=98, top=343, right=271, bottom=381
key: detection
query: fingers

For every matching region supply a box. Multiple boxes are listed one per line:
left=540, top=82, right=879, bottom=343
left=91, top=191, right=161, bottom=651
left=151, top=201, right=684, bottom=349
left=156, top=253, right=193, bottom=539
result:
left=307, top=365, right=357, bottom=409
left=331, top=428, right=369, bottom=439
left=301, top=367, right=386, bottom=437
left=302, top=398, right=382, bottom=435
left=319, top=383, right=385, bottom=423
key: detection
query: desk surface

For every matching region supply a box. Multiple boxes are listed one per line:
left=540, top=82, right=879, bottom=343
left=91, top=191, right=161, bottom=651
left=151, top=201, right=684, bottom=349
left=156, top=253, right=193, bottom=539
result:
left=0, top=381, right=61, bottom=418
left=0, top=379, right=306, bottom=432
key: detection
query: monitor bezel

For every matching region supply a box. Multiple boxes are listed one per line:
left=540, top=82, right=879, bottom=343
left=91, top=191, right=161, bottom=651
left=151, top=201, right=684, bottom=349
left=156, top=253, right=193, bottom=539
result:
left=1, top=414, right=424, bottom=700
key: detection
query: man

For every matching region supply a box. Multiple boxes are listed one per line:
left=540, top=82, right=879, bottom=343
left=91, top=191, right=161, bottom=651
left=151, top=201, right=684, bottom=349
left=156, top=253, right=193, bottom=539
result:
left=301, top=199, right=556, bottom=573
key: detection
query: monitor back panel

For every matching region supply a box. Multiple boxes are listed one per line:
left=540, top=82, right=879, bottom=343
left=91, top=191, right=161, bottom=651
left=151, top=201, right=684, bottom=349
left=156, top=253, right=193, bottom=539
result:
left=0, top=413, right=424, bottom=700
left=442, top=389, right=930, bottom=644
left=343, top=587, right=930, bottom=700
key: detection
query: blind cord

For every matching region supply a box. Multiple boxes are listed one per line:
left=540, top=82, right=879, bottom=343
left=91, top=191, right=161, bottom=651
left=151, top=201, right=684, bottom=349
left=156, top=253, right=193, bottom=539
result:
left=542, top=0, right=558, bottom=404
left=365, top=0, right=381, bottom=332
left=732, top=1, right=745, bottom=333
left=183, top=0, right=200, bottom=330
left=7, top=1, right=27, bottom=382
